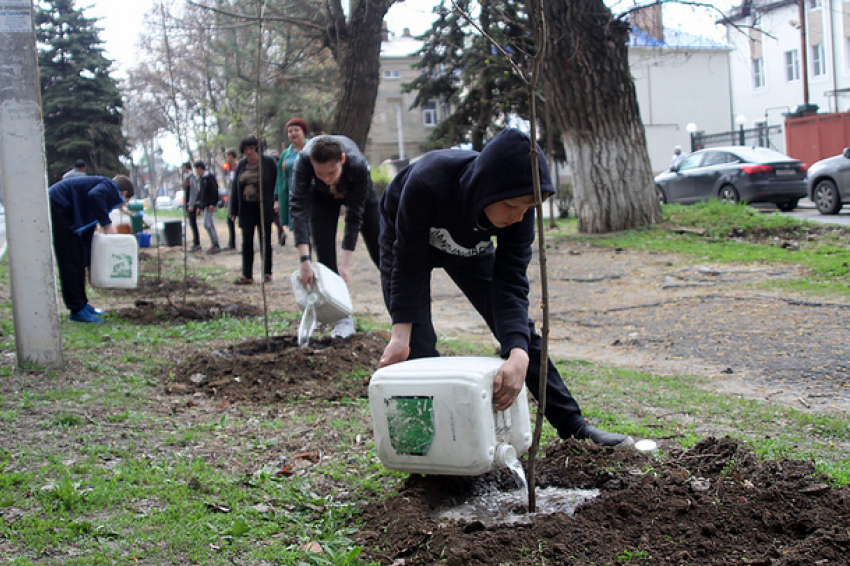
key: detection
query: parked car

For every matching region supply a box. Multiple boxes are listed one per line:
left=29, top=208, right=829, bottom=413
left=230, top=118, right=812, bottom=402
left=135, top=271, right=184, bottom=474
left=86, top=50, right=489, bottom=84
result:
left=154, top=195, right=172, bottom=209
left=654, top=146, right=808, bottom=211
left=171, top=190, right=185, bottom=209
left=806, top=148, right=850, bottom=215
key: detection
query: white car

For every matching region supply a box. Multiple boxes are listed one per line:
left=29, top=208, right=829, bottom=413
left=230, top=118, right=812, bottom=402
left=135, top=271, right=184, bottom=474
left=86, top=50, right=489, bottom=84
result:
left=154, top=195, right=172, bottom=209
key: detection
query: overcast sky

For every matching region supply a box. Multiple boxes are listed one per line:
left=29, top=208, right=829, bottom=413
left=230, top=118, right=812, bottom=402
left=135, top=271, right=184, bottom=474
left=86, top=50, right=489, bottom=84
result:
left=82, top=0, right=442, bottom=76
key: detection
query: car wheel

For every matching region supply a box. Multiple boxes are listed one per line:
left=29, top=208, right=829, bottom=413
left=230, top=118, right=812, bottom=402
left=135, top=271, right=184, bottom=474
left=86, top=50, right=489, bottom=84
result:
left=719, top=185, right=740, bottom=204
left=656, top=185, right=667, bottom=204
left=776, top=199, right=798, bottom=212
left=813, top=179, right=842, bottom=215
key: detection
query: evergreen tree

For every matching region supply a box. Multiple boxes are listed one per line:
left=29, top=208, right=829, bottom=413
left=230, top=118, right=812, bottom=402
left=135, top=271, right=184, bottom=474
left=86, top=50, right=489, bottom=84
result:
left=402, top=0, right=563, bottom=159
left=36, top=0, right=128, bottom=184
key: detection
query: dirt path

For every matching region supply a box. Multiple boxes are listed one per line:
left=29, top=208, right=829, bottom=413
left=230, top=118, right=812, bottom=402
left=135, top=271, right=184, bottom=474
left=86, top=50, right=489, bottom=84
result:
left=135, top=218, right=850, bottom=413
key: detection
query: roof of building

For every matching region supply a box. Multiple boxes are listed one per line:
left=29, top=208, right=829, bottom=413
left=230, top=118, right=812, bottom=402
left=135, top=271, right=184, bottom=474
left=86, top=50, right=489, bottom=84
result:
left=629, top=27, right=731, bottom=50
left=381, top=31, right=425, bottom=58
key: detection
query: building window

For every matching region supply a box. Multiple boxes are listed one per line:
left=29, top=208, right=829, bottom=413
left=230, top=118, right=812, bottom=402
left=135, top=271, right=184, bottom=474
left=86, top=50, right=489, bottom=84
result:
left=812, top=43, right=825, bottom=76
left=752, top=57, right=765, bottom=88
left=808, top=0, right=822, bottom=8
left=785, top=50, right=800, bottom=81
left=383, top=69, right=401, bottom=80
left=423, top=101, right=438, bottom=127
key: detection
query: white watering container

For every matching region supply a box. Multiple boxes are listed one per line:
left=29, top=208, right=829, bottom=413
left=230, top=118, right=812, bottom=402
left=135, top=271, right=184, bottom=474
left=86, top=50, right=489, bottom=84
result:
left=289, top=262, right=352, bottom=324
left=90, top=233, right=139, bottom=289
left=369, top=357, right=532, bottom=476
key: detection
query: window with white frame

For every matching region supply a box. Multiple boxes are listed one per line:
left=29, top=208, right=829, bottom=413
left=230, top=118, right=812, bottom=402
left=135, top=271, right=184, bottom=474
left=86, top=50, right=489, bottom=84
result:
left=752, top=57, right=765, bottom=88
left=812, top=43, right=825, bottom=76
left=383, top=69, right=401, bottom=79
left=422, top=101, right=438, bottom=127
left=785, top=50, right=800, bottom=81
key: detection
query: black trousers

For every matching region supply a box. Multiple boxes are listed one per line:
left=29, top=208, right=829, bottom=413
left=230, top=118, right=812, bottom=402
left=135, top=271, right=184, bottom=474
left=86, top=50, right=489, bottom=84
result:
left=379, top=248, right=586, bottom=439
left=239, top=202, right=272, bottom=278
left=50, top=200, right=89, bottom=313
left=227, top=215, right=236, bottom=248
left=186, top=206, right=200, bottom=246
left=310, top=188, right=380, bottom=273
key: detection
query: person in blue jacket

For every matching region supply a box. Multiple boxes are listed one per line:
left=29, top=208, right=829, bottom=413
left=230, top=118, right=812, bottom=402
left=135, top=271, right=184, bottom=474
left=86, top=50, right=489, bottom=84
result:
left=378, top=128, right=634, bottom=448
left=48, top=175, right=134, bottom=323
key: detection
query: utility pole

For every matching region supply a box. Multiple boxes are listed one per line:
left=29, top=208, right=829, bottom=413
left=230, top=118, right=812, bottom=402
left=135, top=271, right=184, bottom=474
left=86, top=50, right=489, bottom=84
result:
left=0, top=0, right=64, bottom=368
left=799, top=0, right=810, bottom=105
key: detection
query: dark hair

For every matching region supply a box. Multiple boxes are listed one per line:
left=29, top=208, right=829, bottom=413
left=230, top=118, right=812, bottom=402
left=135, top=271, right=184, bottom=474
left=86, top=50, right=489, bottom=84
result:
left=193, top=160, right=206, bottom=170
left=309, top=136, right=344, bottom=164
left=182, top=161, right=192, bottom=169
left=225, top=148, right=238, bottom=159
left=113, top=175, right=135, bottom=198
left=239, top=134, right=260, bottom=154
left=74, top=159, right=86, bottom=168
left=285, top=118, right=309, bottom=136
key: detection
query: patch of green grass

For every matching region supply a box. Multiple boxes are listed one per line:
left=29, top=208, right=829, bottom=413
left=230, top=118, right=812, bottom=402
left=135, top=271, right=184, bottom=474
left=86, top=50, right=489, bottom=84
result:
left=550, top=201, right=850, bottom=298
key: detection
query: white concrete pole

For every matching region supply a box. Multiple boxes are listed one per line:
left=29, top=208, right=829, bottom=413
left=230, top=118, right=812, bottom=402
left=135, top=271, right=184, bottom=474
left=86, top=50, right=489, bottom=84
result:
left=0, top=1, right=64, bottom=368
left=395, top=105, right=405, bottom=160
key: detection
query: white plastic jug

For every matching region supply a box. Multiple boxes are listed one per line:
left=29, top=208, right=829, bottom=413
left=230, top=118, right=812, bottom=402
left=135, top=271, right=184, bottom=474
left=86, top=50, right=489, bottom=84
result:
left=90, top=233, right=139, bottom=289
left=289, top=262, right=352, bottom=324
left=369, top=357, right=532, bottom=476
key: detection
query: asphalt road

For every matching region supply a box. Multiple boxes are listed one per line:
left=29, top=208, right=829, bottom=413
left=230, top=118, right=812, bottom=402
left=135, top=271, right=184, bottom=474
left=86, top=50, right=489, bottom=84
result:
left=779, top=198, right=850, bottom=226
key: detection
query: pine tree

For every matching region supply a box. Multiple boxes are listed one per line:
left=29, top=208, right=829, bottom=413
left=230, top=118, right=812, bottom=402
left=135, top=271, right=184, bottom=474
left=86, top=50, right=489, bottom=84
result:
left=402, top=0, right=562, bottom=156
left=36, top=0, right=128, bottom=184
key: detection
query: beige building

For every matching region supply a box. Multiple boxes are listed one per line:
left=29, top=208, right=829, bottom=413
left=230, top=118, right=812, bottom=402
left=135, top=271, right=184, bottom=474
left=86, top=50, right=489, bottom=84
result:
left=365, top=28, right=449, bottom=166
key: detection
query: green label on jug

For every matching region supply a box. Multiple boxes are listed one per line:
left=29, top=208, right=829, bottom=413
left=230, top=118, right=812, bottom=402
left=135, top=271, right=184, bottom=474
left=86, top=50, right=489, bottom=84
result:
left=385, top=396, right=434, bottom=456
left=110, top=253, right=134, bottom=279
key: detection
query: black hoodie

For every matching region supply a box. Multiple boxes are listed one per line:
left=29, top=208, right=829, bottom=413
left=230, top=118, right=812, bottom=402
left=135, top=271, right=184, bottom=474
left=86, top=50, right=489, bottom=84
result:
left=380, top=128, right=555, bottom=356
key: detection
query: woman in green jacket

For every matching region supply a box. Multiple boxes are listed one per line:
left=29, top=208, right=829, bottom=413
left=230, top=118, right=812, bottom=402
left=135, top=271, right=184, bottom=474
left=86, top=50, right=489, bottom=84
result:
left=274, top=118, right=309, bottom=246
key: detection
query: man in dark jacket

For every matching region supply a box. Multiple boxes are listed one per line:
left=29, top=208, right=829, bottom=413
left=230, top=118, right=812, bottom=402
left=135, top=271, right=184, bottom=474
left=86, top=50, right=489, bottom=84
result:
left=290, top=135, right=381, bottom=338
left=228, top=135, right=277, bottom=283
left=194, top=160, right=220, bottom=254
left=48, top=175, right=134, bottom=323
left=378, top=128, right=633, bottom=448
left=182, top=162, right=202, bottom=252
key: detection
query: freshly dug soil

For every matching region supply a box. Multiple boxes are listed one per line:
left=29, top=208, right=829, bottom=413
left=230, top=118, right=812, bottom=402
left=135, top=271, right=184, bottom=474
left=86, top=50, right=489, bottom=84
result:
left=355, top=436, right=850, bottom=566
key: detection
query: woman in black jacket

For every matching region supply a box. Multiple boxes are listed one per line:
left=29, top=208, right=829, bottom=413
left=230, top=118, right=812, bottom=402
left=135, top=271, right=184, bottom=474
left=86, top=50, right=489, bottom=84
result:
left=228, top=134, right=278, bottom=283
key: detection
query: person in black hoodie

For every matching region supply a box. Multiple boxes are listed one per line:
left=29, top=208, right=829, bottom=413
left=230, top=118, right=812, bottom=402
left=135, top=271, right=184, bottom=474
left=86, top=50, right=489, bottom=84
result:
left=378, top=128, right=634, bottom=448
left=229, top=135, right=277, bottom=283
left=290, top=135, right=381, bottom=338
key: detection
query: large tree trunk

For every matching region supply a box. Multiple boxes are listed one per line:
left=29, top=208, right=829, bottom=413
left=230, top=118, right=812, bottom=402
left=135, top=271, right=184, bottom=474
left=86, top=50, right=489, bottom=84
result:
left=327, top=0, right=394, bottom=149
left=535, top=0, right=661, bottom=233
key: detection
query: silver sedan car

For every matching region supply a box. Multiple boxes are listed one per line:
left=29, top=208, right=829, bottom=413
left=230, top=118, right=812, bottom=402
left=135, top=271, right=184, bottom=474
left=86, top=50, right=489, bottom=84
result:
left=806, top=148, right=850, bottom=215
left=655, top=146, right=808, bottom=211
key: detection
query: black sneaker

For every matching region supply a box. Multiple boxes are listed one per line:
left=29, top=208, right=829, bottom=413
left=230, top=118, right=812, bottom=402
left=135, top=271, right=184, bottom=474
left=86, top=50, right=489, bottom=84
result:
left=573, top=425, right=635, bottom=448
left=190, top=244, right=202, bottom=252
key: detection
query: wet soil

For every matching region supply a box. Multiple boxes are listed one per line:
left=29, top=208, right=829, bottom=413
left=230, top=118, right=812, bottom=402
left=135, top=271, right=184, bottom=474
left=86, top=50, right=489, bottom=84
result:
left=356, top=436, right=850, bottom=566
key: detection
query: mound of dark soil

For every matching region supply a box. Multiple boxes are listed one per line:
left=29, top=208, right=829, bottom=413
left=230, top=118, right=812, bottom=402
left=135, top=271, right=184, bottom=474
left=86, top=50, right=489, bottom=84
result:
left=163, top=333, right=388, bottom=403
left=356, top=436, right=850, bottom=566
left=115, top=298, right=263, bottom=324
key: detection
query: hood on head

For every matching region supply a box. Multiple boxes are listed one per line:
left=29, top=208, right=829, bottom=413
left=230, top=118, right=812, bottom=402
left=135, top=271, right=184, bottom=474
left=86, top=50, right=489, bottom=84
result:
left=459, top=128, right=555, bottom=222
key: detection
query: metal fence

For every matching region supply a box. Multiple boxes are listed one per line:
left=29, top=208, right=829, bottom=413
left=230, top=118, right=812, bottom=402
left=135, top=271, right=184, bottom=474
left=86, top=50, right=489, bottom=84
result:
left=692, top=125, right=782, bottom=152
